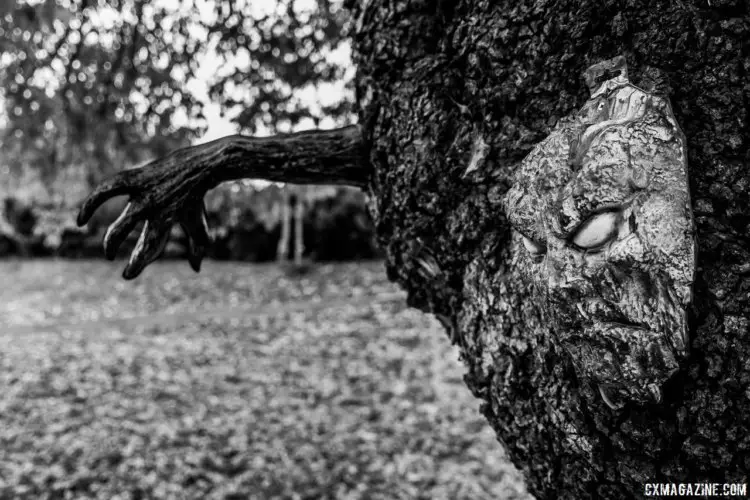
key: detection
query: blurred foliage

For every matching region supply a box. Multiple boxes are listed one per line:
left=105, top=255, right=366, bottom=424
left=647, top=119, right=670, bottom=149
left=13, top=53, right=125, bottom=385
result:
left=0, top=184, right=381, bottom=261
left=308, top=186, right=379, bottom=261
left=0, top=0, right=207, bottom=200
left=0, top=0, right=363, bottom=263
left=0, top=260, right=530, bottom=499
left=205, top=0, right=354, bottom=134
left=0, top=0, right=354, bottom=206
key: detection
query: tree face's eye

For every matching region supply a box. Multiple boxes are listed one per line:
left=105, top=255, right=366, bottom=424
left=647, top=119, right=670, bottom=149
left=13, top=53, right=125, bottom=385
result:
left=571, top=211, right=621, bottom=250
left=522, top=235, right=546, bottom=256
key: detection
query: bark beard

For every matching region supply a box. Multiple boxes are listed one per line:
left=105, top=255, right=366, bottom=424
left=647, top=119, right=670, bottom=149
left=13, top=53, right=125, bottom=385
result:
left=349, top=0, right=750, bottom=498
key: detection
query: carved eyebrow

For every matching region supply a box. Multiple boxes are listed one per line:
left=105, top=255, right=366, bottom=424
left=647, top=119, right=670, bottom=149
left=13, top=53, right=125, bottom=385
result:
left=564, top=194, right=636, bottom=236
left=506, top=202, right=547, bottom=243
left=517, top=228, right=546, bottom=245
left=575, top=203, right=623, bottom=223
left=505, top=219, right=547, bottom=249
left=503, top=186, right=547, bottom=243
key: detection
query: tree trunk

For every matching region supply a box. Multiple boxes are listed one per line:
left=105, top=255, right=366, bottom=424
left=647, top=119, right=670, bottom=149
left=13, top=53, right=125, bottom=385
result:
left=349, top=1, right=749, bottom=498
left=277, top=186, right=291, bottom=263
left=293, top=191, right=304, bottom=266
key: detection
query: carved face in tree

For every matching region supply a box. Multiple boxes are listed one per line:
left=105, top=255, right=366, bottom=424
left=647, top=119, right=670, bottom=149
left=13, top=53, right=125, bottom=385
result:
left=503, top=67, right=695, bottom=405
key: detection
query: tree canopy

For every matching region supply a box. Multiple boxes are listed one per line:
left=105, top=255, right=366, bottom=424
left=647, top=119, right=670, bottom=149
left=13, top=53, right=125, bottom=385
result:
left=0, top=0, right=353, bottom=204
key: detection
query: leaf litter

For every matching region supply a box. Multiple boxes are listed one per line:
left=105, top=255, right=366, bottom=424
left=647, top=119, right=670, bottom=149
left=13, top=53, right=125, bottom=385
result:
left=0, top=260, right=530, bottom=499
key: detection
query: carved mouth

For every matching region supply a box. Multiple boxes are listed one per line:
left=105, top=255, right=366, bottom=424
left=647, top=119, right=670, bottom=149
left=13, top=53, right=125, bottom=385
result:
left=564, top=302, right=650, bottom=333
left=560, top=320, right=652, bottom=340
left=601, top=320, right=650, bottom=331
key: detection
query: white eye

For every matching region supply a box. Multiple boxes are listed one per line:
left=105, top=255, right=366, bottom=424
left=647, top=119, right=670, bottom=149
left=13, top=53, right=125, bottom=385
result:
left=571, top=211, right=620, bottom=250
left=522, top=235, right=545, bottom=255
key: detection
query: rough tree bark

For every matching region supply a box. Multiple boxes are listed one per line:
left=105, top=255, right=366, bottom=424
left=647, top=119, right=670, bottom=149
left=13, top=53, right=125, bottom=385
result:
left=347, top=1, right=749, bottom=498
left=77, top=1, right=750, bottom=498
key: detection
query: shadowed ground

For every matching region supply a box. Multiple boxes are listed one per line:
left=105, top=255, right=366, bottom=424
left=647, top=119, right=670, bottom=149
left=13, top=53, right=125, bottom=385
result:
left=0, top=260, right=529, bottom=499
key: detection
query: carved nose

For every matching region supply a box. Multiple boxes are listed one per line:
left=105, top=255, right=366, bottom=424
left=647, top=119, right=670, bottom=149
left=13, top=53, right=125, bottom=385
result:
left=545, top=258, right=582, bottom=306
left=546, top=260, right=572, bottom=291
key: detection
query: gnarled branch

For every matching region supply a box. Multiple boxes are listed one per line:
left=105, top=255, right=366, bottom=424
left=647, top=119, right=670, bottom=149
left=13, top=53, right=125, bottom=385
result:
left=207, top=125, right=369, bottom=187
left=76, top=125, right=370, bottom=279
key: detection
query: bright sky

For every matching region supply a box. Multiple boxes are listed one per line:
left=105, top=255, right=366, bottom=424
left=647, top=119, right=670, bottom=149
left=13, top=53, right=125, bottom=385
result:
left=171, top=0, right=352, bottom=142
left=4, top=0, right=353, bottom=143
left=191, top=50, right=352, bottom=142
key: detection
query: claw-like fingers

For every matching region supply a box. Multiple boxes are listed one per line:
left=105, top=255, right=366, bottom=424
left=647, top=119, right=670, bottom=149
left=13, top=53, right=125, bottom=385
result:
left=103, top=202, right=141, bottom=260
left=180, top=202, right=212, bottom=272
left=122, top=220, right=171, bottom=280
left=182, top=202, right=211, bottom=246
left=181, top=220, right=207, bottom=272
left=77, top=171, right=134, bottom=227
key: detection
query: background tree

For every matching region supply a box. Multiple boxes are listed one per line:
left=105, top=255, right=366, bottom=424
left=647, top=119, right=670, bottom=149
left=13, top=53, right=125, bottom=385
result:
left=276, top=184, right=338, bottom=265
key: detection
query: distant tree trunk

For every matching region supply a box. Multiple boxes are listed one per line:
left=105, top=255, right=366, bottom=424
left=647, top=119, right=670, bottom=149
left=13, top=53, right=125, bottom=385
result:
left=277, top=186, right=291, bottom=263
left=293, top=192, right=304, bottom=266
left=349, top=1, right=750, bottom=498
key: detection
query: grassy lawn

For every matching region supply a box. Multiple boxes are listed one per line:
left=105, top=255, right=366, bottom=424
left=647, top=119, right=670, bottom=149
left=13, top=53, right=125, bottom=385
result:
left=0, top=259, right=529, bottom=499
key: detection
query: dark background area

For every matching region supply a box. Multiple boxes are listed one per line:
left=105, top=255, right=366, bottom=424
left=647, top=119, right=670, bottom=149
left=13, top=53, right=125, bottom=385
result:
left=0, top=185, right=382, bottom=262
